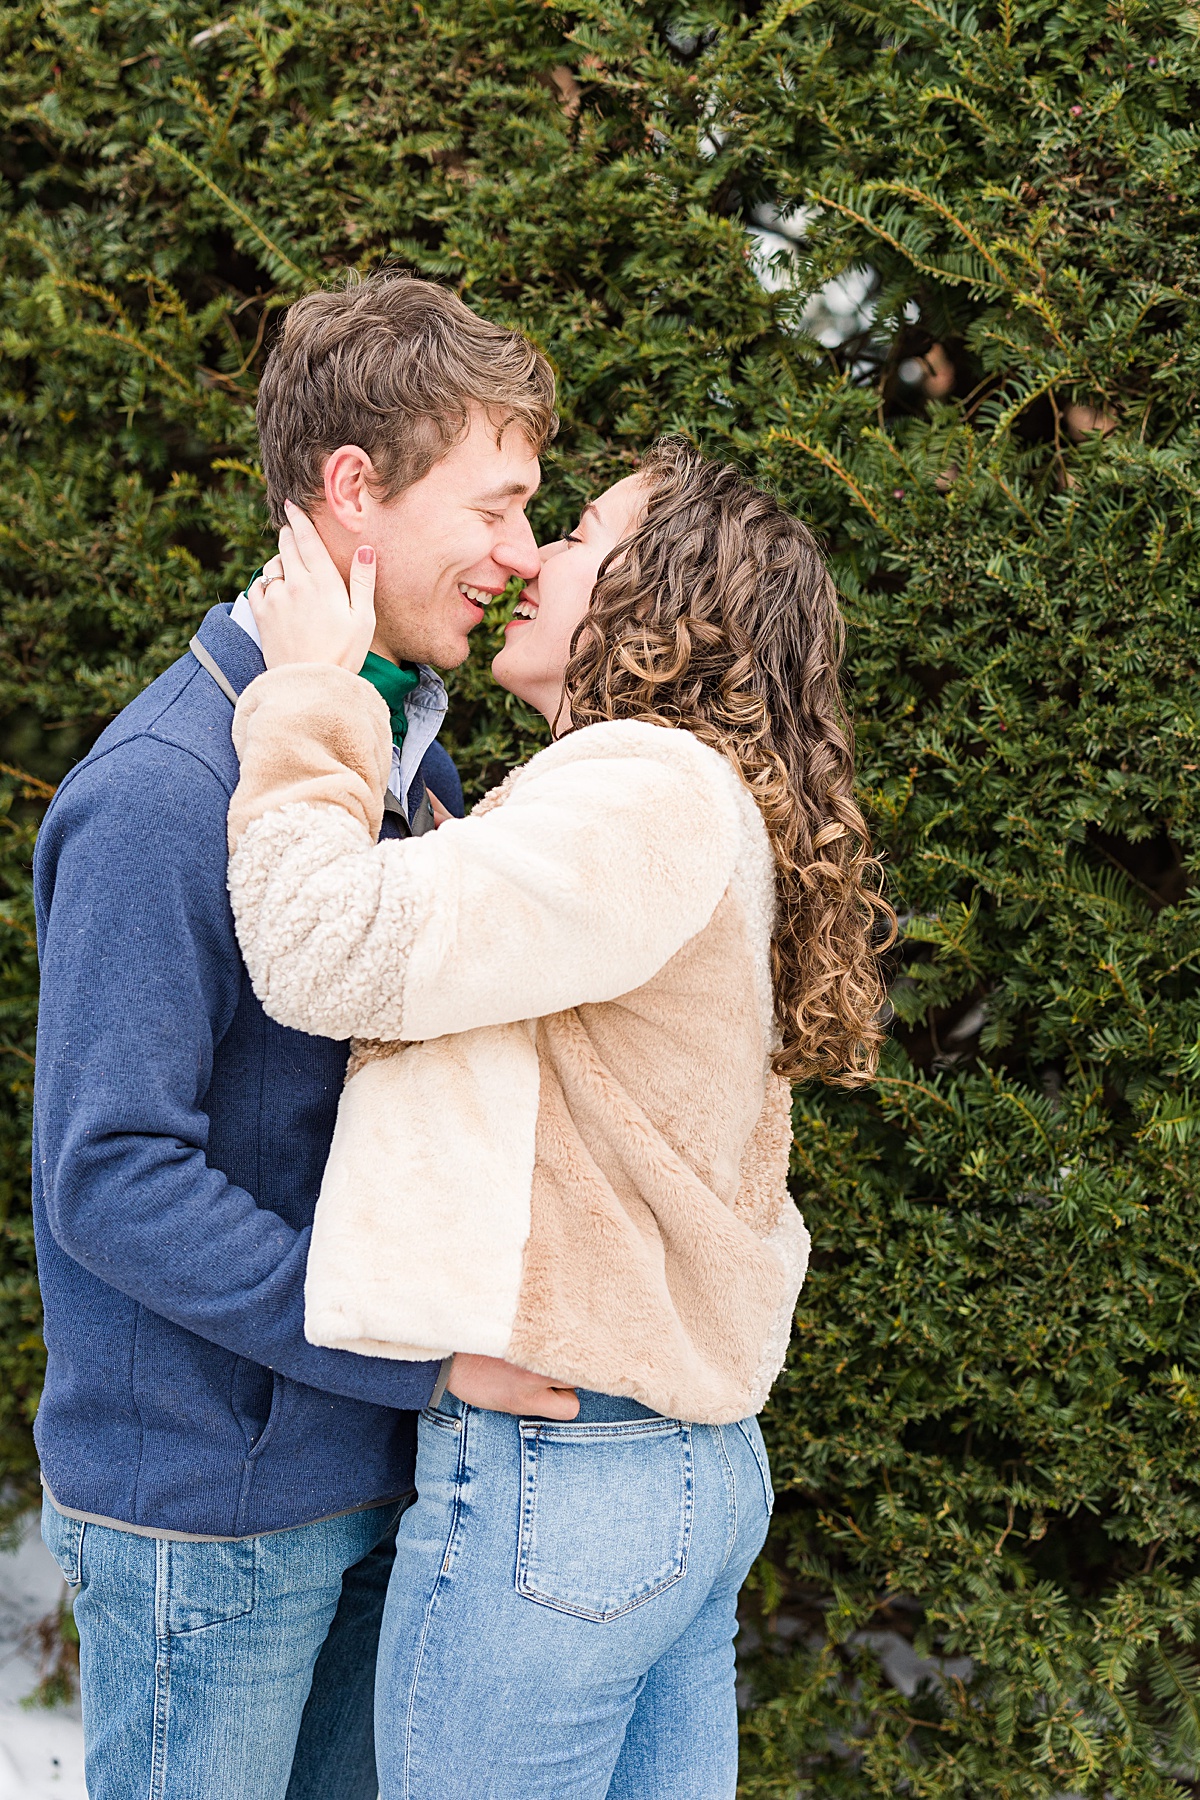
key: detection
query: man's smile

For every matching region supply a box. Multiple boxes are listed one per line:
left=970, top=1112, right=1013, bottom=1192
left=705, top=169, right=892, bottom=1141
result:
left=458, top=582, right=505, bottom=614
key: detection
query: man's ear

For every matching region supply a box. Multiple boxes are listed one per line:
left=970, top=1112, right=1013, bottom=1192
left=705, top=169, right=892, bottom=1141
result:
left=321, top=445, right=376, bottom=534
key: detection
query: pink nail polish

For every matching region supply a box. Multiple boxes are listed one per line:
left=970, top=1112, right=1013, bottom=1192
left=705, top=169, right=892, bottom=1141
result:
left=356, top=547, right=375, bottom=565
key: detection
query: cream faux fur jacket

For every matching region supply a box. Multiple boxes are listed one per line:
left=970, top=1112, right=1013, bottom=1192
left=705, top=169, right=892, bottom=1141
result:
left=227, top=665, right=810, bottom=1424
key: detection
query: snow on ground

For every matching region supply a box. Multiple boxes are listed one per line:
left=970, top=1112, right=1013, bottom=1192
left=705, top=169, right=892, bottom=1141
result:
left=0, top=1518, right=85, bottom=1800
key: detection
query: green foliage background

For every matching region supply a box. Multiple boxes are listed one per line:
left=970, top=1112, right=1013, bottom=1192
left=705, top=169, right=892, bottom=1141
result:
left=3, top=0, right=1200, bottom=1789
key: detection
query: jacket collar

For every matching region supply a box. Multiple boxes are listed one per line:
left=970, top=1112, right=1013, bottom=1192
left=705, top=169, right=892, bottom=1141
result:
left=193, top=603, right=266, bottom=701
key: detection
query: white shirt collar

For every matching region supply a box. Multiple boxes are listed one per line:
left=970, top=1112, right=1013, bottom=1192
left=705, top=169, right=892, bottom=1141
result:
left=228, top=587, right=264, bottom=647
left=228, top=589, right=448, bottom=817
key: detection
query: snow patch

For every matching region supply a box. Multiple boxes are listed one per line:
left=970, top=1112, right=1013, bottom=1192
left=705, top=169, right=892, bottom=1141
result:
left=0, top=1519, right=85, bottom=1799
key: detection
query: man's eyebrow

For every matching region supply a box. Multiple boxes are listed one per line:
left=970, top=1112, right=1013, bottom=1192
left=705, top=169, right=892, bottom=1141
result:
left=475, top=479, right=540, bottom=503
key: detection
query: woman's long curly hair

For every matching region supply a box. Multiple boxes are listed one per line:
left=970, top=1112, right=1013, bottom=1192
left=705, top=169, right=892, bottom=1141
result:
left=563, top=437, right=895, bottom=1086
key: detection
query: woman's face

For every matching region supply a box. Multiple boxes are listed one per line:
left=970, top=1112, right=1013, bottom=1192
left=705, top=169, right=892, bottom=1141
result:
left=491, top=473, right=647, bottom=728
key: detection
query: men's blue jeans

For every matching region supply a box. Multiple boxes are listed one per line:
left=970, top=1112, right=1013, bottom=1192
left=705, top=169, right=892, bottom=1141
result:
left=41, top=1490, right=409, bottom=1800
left=375, top=1391, right=773, bottom=1799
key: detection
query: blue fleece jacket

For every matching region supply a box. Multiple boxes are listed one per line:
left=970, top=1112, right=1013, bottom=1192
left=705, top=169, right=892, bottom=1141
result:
left=32, top=604, right=464, bottom=1538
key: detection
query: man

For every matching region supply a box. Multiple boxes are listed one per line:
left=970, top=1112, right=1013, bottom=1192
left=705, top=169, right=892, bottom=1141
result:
left=33, top=274, right=565, bottom=1800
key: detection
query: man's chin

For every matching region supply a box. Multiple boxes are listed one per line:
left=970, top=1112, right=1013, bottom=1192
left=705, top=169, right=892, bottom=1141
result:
left=400, top=633, right=471, bottom=672
left=436, top=637, right=473, bottom=671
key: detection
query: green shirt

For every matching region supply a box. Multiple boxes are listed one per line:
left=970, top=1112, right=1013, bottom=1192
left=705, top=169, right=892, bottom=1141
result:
left=359, top=651, right=421, bottom=745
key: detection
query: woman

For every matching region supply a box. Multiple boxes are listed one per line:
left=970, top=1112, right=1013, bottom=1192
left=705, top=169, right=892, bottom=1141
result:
left=228, top=438, right=892, bottom=1797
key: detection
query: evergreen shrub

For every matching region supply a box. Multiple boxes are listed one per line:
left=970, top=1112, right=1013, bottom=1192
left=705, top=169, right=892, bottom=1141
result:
left=2, top=0, right=1200, bottom=1789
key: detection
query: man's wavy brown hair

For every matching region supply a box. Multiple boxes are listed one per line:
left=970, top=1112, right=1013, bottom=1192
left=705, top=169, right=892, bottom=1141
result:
left=563, top=437, right=895, bottom=1086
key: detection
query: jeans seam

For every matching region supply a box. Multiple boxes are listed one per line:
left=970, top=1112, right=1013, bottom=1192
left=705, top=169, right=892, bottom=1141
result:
left=735, top=1418, right=775, bottom=1514
left=714, top=1425, right=739, bottom=1574
left=515, top=1424, right=537, bottom=1615
left=402, top=1406, right=470, bottom=1797
left=149, top=1538, right=171, bottom=1799
left=523, top=1418, right=683, bottom=1442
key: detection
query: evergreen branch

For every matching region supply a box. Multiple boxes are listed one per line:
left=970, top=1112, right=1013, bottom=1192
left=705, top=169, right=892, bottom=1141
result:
left=50, top=275, right=140, bottom=336
left=872, top=1076, right=956, bottom=1114
left=1012, top=289, right=1069, bottom=352
left=749, top=0, right=824, bottom=46
left=861, top=426, right=926, bottom=494
left=197, top=366, right=252, bottom=393
left=804, top=188, right=1003, bottom=297
left=1136, top=1097, right=1200, bottom=1146
left=990, top=232, right=1051, bottom=289
left=763, top=429, right=898, bottom=538
left=994, top=1088, right=1054, bottom=1152
left=988, top=371, right=1066, bottom=441
left=76, top=324, right=196, bottom=393
left=1149, top=1644, right=1200, bottom=1743
left=148, top=136, right=316, bottom=289
left=892, top=0, right=972, bottom=41
left=919, top=85, right=993, bottom=133
left=211, top=458, right=266, bottom=484
left=864, top=180, right=1012, bottom=288
left=0, top=762, right=57, bottom=800
left=983, top=467, right=1043, bottom=532
left=0, top=524, right=38, bottom=558
left=39, top=274, right=202, bottom=392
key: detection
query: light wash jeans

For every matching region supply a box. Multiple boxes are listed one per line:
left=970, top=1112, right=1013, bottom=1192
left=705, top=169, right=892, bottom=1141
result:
left=375, top=1391, right=773, bottom=1799
left=41, top=1491, right=409, bottom=1800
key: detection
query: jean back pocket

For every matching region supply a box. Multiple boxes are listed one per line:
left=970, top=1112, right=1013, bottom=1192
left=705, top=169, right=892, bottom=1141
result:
left=516, top=1418, right=692, bottom=1623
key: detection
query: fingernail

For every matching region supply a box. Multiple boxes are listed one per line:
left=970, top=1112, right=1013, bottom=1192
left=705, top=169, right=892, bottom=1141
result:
left=356, top=546, right=375, bottom=565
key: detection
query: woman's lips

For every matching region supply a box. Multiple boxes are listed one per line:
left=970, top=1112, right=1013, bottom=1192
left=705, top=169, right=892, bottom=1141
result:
left=507, top=591, right=539, bottom=626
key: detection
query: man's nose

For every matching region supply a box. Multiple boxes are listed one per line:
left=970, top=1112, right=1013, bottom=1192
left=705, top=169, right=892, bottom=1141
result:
left=493, top=516, right=541, bottom=582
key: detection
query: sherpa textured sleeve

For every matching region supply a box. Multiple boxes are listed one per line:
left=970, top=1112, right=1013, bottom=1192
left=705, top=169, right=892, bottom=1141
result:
left=228, top=663, right=743, bottom=1044
left=33, top=736, right=438, bottom=1410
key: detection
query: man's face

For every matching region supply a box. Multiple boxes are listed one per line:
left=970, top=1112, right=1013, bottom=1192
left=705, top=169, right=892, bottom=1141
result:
left=357, top=409, right=541, bottom=668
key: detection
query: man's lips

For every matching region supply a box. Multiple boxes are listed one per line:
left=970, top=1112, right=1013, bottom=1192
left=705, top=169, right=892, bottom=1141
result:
left=458, top=581, right=505, bottom=616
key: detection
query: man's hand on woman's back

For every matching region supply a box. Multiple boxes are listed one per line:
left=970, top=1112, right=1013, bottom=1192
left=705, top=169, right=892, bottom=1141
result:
left=446, top=1353, right=579, bottom=1419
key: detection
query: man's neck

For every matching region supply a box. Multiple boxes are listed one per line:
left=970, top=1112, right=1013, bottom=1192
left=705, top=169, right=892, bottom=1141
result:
left=231, top=586, right=420, bottom=672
